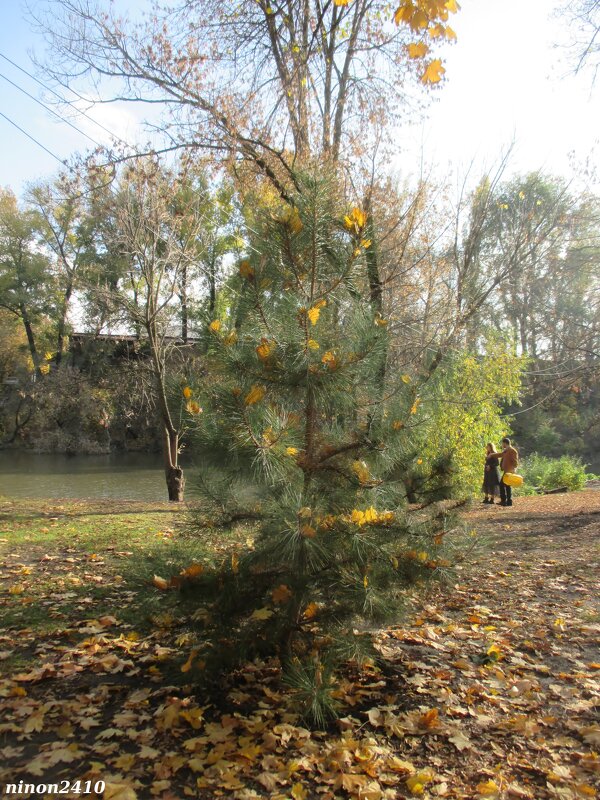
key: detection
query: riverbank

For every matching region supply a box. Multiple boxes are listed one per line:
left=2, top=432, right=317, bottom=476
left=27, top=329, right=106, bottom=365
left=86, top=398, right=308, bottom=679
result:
left=1, top=492, right=599, bottom=799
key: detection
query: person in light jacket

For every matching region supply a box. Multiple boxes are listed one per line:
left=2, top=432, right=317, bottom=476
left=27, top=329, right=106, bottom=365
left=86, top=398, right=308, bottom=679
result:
left=489, top=437, right=519, bottom=507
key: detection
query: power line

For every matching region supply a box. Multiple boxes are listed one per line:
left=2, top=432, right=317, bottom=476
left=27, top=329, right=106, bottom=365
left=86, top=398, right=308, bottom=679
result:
left=0, top=110, right=66, bottom=166
left=0, top=51, right=128, bottom=148
left=0, top=69, right=104, bottom=149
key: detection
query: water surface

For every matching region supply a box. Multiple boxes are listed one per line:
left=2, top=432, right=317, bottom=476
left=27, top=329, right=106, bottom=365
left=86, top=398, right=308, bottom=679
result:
left=0, top=451, right=170, bottom=501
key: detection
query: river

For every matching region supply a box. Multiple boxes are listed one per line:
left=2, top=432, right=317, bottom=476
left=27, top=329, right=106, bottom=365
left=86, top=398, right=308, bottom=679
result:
left=0, top=451, right=174, bottom=501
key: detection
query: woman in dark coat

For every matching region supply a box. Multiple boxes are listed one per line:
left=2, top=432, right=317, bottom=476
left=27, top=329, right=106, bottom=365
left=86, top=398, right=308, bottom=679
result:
left=482, top=442, right=501, bottom=504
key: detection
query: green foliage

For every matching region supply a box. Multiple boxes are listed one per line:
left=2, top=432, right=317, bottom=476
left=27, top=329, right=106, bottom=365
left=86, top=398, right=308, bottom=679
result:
left=520, top=454, right=592, bottom=493
left=417, top=339, right=523, bottom=498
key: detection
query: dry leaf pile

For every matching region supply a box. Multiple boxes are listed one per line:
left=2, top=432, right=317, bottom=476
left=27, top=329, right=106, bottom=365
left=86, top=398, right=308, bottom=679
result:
left=0, top=492, right=598, bottom=799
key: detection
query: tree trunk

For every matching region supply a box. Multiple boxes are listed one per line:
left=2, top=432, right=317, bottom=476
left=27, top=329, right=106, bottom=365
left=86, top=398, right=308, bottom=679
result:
left=55, top=281, right=73, bottom=367
left=163, top=426, right=185, bottom=502
left=20, top=303, right=41, bottom=376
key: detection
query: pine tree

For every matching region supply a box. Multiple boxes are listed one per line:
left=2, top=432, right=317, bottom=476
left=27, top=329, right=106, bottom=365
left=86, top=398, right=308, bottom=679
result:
left=183, top=174, right=461, bottom=724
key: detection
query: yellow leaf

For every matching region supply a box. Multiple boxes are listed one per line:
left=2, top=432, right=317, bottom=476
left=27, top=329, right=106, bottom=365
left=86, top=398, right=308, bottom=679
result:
left=300, top=524, right=317, bottom=538
left=303, top=602, right=319, bottom=619
left=334, top=0, right=350, bottom=5
left=421, top=58, right=446, bottom=84
left=445, top=0, right=460, bottom=13
left=272, top=584, right=292, bottom=604
left=9, top=584, right=25, bottom=594
left=361, top=238, right=372, bottom=248
left=209, top=319, right=221, bottom=333
left=224, top=330, right=238, bottom=346
left=363, top=574, right=369, bottom=588
left=183, top=386, right=192, bottom=399
left=186, top=400, right=202, bottom=415
left=445, top=24, right=457, bottom=39
left=428, top=23, right=445, bottom=38
left=251, top=607, right=274, bottom=620
left=231, top=553, right=240, bottom=574
left=476, top=780, right=499, bottom=797
left=103, top=784, right=138, bottom=800
left=181, top=706, right=204, bottom=728
left=153, top=575, right=169, bottom=591
left=291, top=784, right=308, bottom=800
left=375, top=316, right=388, bottom=326
left=408, top=42, right=429, bottom=59
left=114, top=753, right=136, bottom=771
left=244, top=384, right=266, bottom=405
left=392, top=420, right=404, bottom=430
left=487, top=643, right=503, bottom=660
left=286, top=446, right=299, bottom=456
left=307, top=339, right=320, bottom=350
left=39, top=363, right=50, bottom=374
left=394, top=5, right=414, bottom=25
left=407, top=770, right=434, bottom=794
left=401, top=374, right=411, bottom=383
left=410, top=398, right=421, bottom=414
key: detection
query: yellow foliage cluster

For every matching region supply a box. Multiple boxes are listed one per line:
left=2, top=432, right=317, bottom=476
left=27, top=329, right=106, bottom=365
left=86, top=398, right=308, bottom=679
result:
left=344, top=206, right=367, bottom=233
left=307, top=299, right=327, bottom=325
left=349, top=507, right=395, bottom=527
left=256, top=337, right=276, bottom=361
left=244, top=384, right=266, bottom=406
left=394, top=0, right=459, bottom=84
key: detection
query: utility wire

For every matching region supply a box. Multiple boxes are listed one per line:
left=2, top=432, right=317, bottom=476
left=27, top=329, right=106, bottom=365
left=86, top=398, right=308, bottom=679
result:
left=0, top=110, right=66, bottom=166
left=0, top=51, right=127, bottom=148
left=0, top=70, right=105, bottom=149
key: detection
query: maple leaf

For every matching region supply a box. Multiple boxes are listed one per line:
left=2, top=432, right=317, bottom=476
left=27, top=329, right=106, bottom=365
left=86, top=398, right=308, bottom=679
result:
left=334, top=0, right=351, bottom=6
left=421, top=59, right=446, bottom=84
left=408, top=42, right=429, bottom=59
left=103, top=784, right=138, bottom=800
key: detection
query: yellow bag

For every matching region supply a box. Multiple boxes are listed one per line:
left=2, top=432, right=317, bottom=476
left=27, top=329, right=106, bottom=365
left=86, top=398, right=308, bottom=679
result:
left=502, top=472, right=523, bottom=487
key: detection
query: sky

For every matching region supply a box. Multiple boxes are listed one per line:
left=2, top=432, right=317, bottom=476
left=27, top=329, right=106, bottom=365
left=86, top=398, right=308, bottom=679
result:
left=0, top=0, right=599, bottom=197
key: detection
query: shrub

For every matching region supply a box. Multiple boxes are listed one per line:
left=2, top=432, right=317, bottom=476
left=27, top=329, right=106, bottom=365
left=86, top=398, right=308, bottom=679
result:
left=521, top=454, right=591, bottom=493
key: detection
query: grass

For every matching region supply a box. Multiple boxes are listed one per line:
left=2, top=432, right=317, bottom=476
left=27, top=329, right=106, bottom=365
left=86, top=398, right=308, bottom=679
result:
left=0, top=496, right=243, bottom=670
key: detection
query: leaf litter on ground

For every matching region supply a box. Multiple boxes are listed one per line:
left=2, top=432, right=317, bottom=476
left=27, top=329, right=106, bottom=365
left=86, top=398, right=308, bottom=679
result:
left=0, top=492, right=598, bottom=799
